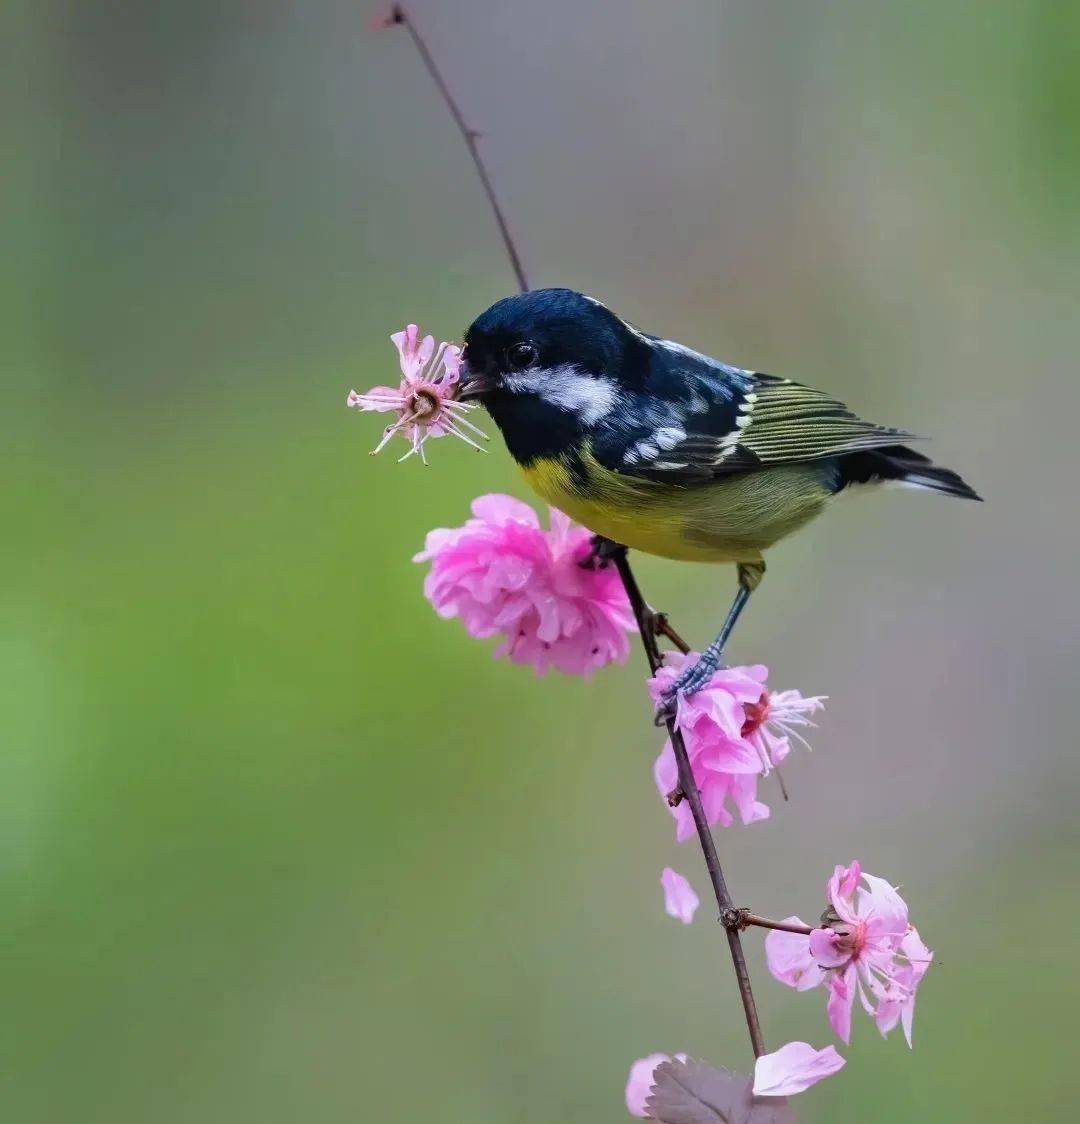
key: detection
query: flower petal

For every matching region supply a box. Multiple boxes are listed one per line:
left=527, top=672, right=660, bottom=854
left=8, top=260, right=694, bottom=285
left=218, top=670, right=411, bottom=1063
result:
left=470, top=493, right=539, bottom=527
left=857, top=873, right=909, bottom=941
left=625, top=1053, right=687, bottom=1117
left=765, top=922, right=823, bottom=991
left=752, top=1041, right=845, bottom=1097
left=826, top=966, right=856, bottom=1044
left=826, top=861, right=862, bottom=923
left=660, top=868, right=700, bottom=925
left=808, top=926, right=850, bottom=969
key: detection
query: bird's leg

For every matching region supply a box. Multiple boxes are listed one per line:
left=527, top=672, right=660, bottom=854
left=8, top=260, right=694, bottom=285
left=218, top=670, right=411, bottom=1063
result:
left=660, top=561, right=765, bottom=705
left=579, top=533, right=626, bottom=570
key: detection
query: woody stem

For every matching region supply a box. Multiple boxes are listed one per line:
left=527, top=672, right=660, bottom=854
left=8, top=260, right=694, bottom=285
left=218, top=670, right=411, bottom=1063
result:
left=726, top=911, right=815, bottom=936
left=391, top=4, right=530, bottom=293
left=611, top=550, right=767, bottom=1059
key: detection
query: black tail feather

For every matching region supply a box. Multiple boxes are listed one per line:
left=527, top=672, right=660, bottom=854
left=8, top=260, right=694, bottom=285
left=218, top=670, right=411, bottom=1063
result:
left=839, top=445, right=982, bottom=501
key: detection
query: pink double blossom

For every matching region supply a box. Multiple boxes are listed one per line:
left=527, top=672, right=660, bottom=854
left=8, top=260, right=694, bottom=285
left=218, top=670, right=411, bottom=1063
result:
left=415, top=495, right=635, bottom=676
left=648, top=655, right=824, bottom=839
left=347, top=324, right=488, bottom=463
left=765, top=861, right=933, bottom=1046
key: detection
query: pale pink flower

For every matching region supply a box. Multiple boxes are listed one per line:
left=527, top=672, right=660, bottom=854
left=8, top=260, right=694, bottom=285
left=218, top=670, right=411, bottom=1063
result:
left=414, top=495, right=635, bottom=676
left=765, top=861, right=933, bottom=1046
left=647, top=655, right=823, bottom=839
left=347, top=324, right=488, bottom=463
left=625, top=1053, right=687, bottom=1118
left=660, top=868, right=699, bottom=924
left=752, top=1041, right=845, bottom=1097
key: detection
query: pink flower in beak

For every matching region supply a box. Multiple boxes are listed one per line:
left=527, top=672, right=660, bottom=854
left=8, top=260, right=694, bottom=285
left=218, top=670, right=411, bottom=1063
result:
left=347, top=324, right=488, bottom=463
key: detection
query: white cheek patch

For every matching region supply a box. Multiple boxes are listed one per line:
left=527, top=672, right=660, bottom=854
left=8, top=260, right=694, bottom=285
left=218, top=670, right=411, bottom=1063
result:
left=503, top=364, right=619, bottom=424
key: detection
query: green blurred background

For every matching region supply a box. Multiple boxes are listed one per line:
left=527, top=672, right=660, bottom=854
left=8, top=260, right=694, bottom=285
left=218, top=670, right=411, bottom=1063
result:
left=6, top=2, right=1078, bottom=1120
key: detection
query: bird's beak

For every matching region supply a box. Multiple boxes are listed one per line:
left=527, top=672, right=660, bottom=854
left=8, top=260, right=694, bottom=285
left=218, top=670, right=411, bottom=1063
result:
left=456, top=359, right=497, bottom=401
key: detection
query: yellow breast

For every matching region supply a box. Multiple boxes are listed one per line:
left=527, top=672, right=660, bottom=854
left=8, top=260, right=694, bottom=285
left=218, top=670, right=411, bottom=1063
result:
left=519, top=449, right=831, bottom=564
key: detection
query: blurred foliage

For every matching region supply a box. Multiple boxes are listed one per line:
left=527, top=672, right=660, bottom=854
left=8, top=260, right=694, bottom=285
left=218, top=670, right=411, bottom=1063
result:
left=5, top=2, right=1079, bottom=1121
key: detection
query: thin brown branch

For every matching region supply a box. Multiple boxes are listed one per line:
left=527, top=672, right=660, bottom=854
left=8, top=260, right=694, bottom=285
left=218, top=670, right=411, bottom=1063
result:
left=390, top=4, right=530, bottom=293
left=650, top=611, right=692, bottom=655
left=726, top=910, right=814, bottom=936
left=612, top=550, right=767, bottom=1059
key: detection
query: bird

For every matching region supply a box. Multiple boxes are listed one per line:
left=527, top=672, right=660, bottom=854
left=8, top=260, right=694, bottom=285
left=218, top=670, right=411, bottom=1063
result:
left=456, top=288, right=980, bottom=703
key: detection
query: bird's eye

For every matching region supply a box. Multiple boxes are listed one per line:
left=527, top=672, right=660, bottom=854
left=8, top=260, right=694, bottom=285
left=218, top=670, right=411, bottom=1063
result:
left=507, top=342, right=538, bottom=371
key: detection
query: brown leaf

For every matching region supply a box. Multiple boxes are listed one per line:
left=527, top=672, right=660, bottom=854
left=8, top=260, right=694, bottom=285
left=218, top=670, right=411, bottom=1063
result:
left=646, top=1058, right=795, bottom=1124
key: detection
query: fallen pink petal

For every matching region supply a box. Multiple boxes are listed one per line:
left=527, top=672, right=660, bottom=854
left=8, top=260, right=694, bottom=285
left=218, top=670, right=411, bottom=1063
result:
left=660, top=867, right=699, bottom=924
left=347, top=323, right=488, bottom=463
left=415, top=495, right=636, bottom=676
left=763, top=861, right=932, bottom=1046
left=752, top=1041, right=846, bottom=1097
left=625, top=1052, right=688, bottom=1117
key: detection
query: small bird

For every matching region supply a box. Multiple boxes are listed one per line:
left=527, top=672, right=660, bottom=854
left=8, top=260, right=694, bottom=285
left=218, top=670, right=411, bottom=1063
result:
left=457, top=288, right=979, bottom=702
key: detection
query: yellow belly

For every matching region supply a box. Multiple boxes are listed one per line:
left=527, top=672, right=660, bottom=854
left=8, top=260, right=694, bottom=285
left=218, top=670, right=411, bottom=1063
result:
left=520, top=451, right=831, bottom=563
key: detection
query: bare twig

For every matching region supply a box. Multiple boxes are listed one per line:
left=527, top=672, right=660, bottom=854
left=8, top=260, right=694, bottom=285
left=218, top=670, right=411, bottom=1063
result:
left=386, top=4, right=766, bottom=1061
left=650, top=611, right=692, bottom=655
left=726, top=910, right=814, bottom=937
left=390, top=4, right=530, bottom=292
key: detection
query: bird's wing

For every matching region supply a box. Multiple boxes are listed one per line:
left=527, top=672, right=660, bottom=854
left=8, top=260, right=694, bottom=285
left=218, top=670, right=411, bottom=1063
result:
left=593, top=361, right=918, bottom=484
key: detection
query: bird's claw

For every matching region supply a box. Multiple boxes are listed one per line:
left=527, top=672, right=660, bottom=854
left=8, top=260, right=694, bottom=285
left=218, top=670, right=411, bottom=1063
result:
left=666, top=650, right=725, bottom=703
left=653, top=695, right=677, bottom=726
left=578, top=534, right=626, bottom=571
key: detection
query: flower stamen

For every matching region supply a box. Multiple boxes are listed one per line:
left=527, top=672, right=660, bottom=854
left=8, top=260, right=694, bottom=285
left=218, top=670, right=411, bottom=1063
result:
left=347, top=324, right=485, bottom=461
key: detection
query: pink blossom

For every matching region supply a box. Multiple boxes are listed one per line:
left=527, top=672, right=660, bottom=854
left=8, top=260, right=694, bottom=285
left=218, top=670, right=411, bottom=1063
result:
left=752, top=1041, right=845, bottom=1097
left=660, top=868, right=699, bottom=924
left=648, top=654, right=824, bottom=839
left=764, top=861, right=933, bottom=1046
left=414, top=495, right=635, bottom=676
left=625, top=1053, right=687, bottom=1118
left=347, top=324, right=488, bottom=463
